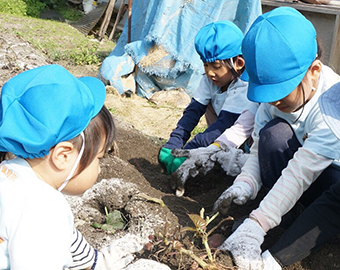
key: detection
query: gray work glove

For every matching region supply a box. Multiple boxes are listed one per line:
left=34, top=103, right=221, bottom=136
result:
left=219, top=218, right=266, bottom=270
left=211, top=142, right=249, bottom=176
left=171, top=144, right=221, bottom=197
left=213, top=181, right=253, bottom=216
left=95, top=234, right=146, bottom=270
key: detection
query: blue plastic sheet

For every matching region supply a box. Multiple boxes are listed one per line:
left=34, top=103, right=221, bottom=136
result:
left=99, top=0, right=262, bottom=98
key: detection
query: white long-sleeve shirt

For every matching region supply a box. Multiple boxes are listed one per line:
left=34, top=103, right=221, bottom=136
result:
left=216, top=102, right=259, bottom=148
left=235, top=65, right=340, bottom=232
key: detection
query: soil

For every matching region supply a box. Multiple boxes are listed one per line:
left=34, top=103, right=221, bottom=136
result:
left=2, top=16, right=340, bottom=270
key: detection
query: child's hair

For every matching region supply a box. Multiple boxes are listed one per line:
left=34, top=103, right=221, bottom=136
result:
left=223, top=55, right=246, bottom=78
left=70, top=105, right=116, bottom=176
left=0, top=106, right=116, bottom=168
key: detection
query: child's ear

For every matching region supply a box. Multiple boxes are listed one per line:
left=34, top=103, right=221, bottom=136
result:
left=235, top=56, right=245, bottom=71
left=50, top=142, right=76, bottom=170
left=309, top=59, right=322, bottom=80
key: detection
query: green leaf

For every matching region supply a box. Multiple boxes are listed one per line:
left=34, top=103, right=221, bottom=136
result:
left=106, top=209, right=125, bottom=230
left=91, top=222, right=102, bottom=229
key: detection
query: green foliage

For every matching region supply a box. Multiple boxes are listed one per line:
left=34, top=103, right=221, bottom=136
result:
left=24, top=0, right=46, bottom=17
left=0, top=0, right=81, bottom=21
left=191, top=125, right=207, bottom=136
left=0, top=13, right=116, bottom=66
left=0, top=0, right=28, bottom=16
left=91, top=207, right=126, bottom=234
left=70, top=46, right=101, bottom=65
left=108, top=107, right=118, bottom=115
left=58, top=6, right=82, bottom=21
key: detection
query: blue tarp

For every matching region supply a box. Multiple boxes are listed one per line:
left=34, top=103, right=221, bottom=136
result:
left=98, top=0, right=262, bottom=98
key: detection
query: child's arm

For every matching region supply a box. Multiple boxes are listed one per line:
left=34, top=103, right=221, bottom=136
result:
left=183, top=110, right=239, bottom=149
left=68, top=229, right=96, bottom=270
left=159, top=98, right=206, bottom=175
left=250, top=147, right=333, bottom=232
left=214, top=137, right=263, bottom=214
left=164, top=98, right=206, bottom=149
left=215, top=109, right=256, bottom=148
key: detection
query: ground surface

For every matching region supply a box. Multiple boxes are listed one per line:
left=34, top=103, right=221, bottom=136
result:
left=2, top=14, right=340, bottom=270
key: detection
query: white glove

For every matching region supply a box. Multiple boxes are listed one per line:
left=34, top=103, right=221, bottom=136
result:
left=124, top=259, right=171, bottom=270
left=211, top=142, right=249, bottom=176
left=262, top=250, right=282, bottom=270
left=219, top=218, right=266, bottom=270
left=213, top=181, right=253, bottom=216
left=95, top=234, right=146, bottom=270
left=171, top=144, right=220, bottom=197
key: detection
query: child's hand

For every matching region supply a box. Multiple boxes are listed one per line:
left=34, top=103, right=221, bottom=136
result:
left=158, top=147, right=175, bottom=174
left=158, top=147, right=186, bottom=175
left=170, top=144, right=220, bottom=196
left=95, top=233, right=171, bottom=270
left=219, top=218, right=266, bottom=270
left=210, top=142, right=249, bottom=176
left=95, top=234, right=145, bottom=270
left=213, top=181, right=253, bottom=216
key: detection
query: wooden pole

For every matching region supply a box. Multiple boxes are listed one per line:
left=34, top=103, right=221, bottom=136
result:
left=109, top=1, right=127, bottom=40
left=128, top=0, right=132, bottom=43
left=98, top=0, right=117, bottom=40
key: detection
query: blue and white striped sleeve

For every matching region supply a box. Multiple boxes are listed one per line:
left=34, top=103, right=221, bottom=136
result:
left=68, top=229, right=97, bottom=270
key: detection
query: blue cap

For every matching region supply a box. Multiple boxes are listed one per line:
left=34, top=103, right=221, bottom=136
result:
left=0, top=64, right=106, bottom=158
left=319, top=82, right=340, bottom=140
left=195, top=20, right=244, bottom=63
left=242, top=7, right=317, bottom=103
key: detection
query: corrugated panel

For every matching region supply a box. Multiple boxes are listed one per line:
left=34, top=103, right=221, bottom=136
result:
left=70, top=3, right=108, bottom=35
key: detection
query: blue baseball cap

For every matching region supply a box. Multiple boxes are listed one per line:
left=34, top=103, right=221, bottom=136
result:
left=195, top=20, right=244, bottom=63
left=0, top=64, right=106, bottom=158
left=319, top=82, right=340, bottom=140
left=242, top=7, right=317, bottom=103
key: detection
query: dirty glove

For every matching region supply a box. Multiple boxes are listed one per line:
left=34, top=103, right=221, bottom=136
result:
left=95, top=234, right=146, bottom=270
left=158, top=147, right=186, bottom=175
left=211, top=142, right=249, bottom=176
left=213, top=181, right=252, bottom=216
left=158, top=147, right=174, bottom=175
left=170, top=144, right=220, bottom=196
left=219, top=218, right=266, bottom=270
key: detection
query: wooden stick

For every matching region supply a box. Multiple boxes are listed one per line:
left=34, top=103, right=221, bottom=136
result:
left=109, top=0, right=127, bottom=40
left=128, top=0, right=133, bottom=43
left=98, top=0, right=117, bottom=40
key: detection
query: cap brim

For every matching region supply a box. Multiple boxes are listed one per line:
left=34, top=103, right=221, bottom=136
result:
left=78, top=76, right=106, bottom=119
left=247, top=70, right=307, bottom=103
left=319, top=82, right=340, bottom=140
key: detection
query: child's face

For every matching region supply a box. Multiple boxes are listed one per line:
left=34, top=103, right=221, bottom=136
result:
left=269, top=84, right=309, bottom=113
left=62, top=137, right=106, bottom=196
left=204, top=60, right=234, bottom=90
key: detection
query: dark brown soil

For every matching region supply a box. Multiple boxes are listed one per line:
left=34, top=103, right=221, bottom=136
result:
left=96, top=114, right=340, bottom=270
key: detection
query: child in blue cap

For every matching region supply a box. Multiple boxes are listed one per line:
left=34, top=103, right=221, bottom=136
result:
left=158, top=20, right=254, bottom=176
left=259, top=81, right=340, bottom=268
left=212, top=7, right=340, bottom=269
left=0, top=65, right=161, bottom=270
